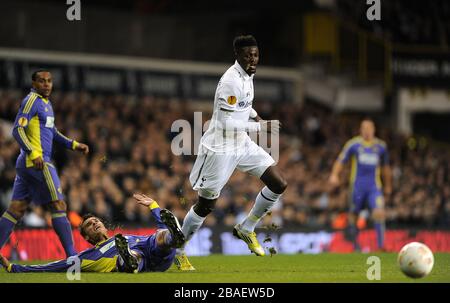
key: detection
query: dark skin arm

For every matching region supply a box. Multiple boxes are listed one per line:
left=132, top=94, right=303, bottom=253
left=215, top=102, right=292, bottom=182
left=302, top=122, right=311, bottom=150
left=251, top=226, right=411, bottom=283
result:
left=75, top=143, right=90, bottom=155
left=329, top=160, right=344, bottom=189
left=382, top=164, right=392, bottom=198
left=32, top=143, right=89, bottom=170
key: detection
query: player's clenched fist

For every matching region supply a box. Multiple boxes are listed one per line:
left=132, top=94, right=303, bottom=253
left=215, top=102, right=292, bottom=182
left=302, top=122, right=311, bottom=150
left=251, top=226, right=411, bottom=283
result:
left=260, top=120, right=281, bottom=134
left=75, top=143, right=90, bottom=155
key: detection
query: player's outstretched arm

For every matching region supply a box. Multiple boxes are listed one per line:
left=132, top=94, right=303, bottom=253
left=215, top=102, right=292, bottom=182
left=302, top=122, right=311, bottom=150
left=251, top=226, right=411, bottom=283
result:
left=382, top=164, right=393, bottom=196
left=133, top=193, right=165, bottom=228
left=1, top=253, right=70, bottom=273
left=133, top=193, right=158, bottom=208
left=217, top=108, right=281, bottom=135
left=329, top=161, right=344, bottom=188
left=329, top=139, right=355, bottom=189
left=53, top=127, right=89, bottom=154
left=73, top=142, right=90, bottom=155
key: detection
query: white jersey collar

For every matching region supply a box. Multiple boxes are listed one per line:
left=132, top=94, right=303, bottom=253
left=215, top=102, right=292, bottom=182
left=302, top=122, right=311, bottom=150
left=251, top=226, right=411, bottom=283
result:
left=233, top=60, right=253, bottom=81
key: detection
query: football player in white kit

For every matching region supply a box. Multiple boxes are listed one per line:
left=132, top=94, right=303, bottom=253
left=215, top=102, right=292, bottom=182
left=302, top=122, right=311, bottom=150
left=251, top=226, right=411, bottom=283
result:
left=175, top=35, right=288, bottom=270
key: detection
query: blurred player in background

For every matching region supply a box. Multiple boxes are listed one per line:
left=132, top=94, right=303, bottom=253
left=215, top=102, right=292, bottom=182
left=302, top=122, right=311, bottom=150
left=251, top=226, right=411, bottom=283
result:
left=175, top=35, right=288, bottom=270
left=329, top=119, right=392, bottom=251
left=0, top=194, right=185, bottom=273
left=0, top=70, right=89, bottom=257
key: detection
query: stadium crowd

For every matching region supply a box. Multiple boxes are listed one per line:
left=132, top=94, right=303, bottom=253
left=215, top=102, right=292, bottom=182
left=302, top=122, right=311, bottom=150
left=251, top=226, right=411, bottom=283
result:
left=337, top=0, right=450, bottom=46
left=0, top=90, right=449, bottom=230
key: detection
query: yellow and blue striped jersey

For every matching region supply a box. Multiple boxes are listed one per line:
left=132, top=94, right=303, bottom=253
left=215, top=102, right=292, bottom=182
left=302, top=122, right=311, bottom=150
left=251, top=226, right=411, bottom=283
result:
left=12, top=90, right=78, bottom=168
left=7, top=237, right=119, bottom=273
left=338, top=136, right=389, bottom=188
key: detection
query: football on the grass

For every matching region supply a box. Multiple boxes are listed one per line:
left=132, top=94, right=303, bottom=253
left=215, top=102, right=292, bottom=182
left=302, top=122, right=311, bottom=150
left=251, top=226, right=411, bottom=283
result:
left=398, top=242, right=434, bottom=278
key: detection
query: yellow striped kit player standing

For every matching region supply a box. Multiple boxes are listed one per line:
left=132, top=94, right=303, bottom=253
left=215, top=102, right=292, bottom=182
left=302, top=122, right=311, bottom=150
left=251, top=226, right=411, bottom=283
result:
left=0, top=70, right=89, bottom=257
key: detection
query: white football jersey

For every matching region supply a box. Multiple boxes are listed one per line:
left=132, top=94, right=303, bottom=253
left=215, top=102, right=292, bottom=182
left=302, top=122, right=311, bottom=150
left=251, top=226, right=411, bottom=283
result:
left=200, top=60, right=256, bottom=153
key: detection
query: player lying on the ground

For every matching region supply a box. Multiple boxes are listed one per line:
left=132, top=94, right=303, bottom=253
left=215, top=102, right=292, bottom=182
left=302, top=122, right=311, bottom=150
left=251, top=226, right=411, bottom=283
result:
left=0, top=194, right=184, bottom=273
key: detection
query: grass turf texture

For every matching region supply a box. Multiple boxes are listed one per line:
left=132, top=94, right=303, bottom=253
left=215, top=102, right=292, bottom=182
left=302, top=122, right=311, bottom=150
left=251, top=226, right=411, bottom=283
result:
left=1, top=253, right=449, bottom=283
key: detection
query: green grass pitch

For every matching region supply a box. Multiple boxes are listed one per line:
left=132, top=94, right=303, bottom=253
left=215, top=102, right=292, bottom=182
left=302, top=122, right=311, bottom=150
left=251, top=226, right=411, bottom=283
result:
left=1, top=253, right=449, bottom=283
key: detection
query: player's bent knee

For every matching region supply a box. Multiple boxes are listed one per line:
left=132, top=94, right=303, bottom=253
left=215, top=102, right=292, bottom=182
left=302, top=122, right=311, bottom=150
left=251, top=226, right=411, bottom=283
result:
left=198, top=188, right=220, bottom=200
left=279, top=178, right=288, bottom=192
left=49, top=200, right=67, bottom=212
left=155, top=230, right=167, bottom=246
left=8, top=201, right=28, bottom=219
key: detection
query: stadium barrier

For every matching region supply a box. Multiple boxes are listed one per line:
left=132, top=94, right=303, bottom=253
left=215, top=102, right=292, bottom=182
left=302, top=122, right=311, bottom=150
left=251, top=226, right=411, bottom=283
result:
left=0, top=48, right=301, bottom=103
left=1, top=227, right=449, bottom=261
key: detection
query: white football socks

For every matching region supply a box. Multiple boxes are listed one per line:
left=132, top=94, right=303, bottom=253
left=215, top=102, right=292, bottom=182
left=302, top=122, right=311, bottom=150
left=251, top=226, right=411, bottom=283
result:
left=177, top=206, right=206, bottom=253
left=241, top=186, right=281, bottom=232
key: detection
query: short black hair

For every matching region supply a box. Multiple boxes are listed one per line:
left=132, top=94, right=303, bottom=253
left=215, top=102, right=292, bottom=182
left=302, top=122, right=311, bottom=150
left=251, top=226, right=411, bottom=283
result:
left=79, top=213, right=114, bottom=245
left=31, top=69, right=50, bottom=81
left=233, top=35, right=258, bottom=52
left=79, top=213, right=96, bottom=239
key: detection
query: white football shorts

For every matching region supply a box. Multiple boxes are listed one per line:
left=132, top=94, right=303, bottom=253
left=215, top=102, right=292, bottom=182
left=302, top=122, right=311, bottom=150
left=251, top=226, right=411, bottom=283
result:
left=189, top=137, right=275, bottom=200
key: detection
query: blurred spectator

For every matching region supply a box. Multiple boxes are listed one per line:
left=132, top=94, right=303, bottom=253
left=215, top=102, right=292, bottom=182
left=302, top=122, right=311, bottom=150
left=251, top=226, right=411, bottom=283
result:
left=337, top=0, right=450, bottom=46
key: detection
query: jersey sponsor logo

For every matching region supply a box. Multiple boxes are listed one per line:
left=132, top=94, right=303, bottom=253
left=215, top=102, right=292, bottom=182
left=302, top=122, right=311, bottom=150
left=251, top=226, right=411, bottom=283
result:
left=358, top=153, right=379, bottom=165
left=18, top=117, right=28, bottom=127
left=227, top=96, right=237, bottom=105
left=45, top=116, right=55, bottom=128
left=238, top=100, right=253, bottom=108
left=99, top=241, right=116, bottom=254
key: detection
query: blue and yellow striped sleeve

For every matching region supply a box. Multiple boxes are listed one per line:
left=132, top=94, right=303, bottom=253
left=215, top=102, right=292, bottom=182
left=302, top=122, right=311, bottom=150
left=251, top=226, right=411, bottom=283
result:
left=6, top=244, right=120, bottom=273
left=148, top=200, right=166, bottom=229
left=53, top=127, right=78, bottom=150
left=7, top=251, right=116, bottom=273
left=338, top=138, right=358, bottom=164
left=8, top=259, right=70, bottom=273
left=11, top=93, right=41, bottom=160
